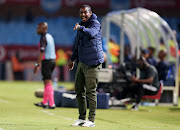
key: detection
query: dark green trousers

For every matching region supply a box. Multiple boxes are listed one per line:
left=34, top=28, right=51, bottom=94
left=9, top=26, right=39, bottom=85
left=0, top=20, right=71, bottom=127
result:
left=75, top=62, right=101, bottom=122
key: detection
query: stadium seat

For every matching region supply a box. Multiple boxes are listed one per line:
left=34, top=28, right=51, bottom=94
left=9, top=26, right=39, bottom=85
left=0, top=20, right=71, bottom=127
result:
left=142, top=82, right=163, bottom=105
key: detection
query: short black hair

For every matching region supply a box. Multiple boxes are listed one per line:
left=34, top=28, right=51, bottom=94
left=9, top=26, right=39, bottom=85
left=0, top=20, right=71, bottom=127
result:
left=148, top=46, right=155, bottom=52
left=81, top=5, right=91, bottom=12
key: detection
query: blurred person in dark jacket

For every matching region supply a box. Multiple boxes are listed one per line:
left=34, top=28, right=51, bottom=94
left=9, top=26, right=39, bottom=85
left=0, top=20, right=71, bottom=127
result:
left=147, top=46, right=157, bottom=66
left=68, top=5, right=104, bottom=127
left=156, top=49, right=169, bottom=81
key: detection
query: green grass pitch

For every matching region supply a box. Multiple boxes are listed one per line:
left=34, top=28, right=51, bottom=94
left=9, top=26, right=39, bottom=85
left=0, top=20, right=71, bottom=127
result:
left=0, top=81, right=180, bottom=130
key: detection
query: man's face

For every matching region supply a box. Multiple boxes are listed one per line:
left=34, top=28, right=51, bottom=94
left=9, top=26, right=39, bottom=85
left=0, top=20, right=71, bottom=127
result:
left=158, top=50, right=166, bottom=59
left=37, top=24, right=47, bottom=35
left=37, top=25, right=43, bottom=34
left=80, top=7, right=92, bottom=22
left=148, top=49, right=153, bottom=55
left=137, top=60, right=144, bottom=70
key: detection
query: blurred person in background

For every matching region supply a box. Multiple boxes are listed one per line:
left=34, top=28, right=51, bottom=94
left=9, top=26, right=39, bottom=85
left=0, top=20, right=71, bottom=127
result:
left=68, top=5, right=104, bottom=127
left=55, top=49, right=68, bottom=81
left=156, top=49, right=169, bottom=82
left=159, top=38, right=166, bottom=51
left=102, top=37, right=108, bottom=68
left=124, top=45, right=132, bottom=63
left=147, top=46, right=157, bottom=66
left=34, top=22, right=56, bottom=109
left=117, top=57, right=160, bottom=111
left=168, top=30, right=177, bottom=62
left=141, top=49, right=149, bottom=59
left=11, top=51, right=24, bottom=80
left=108, top=37, right=120, bottom=67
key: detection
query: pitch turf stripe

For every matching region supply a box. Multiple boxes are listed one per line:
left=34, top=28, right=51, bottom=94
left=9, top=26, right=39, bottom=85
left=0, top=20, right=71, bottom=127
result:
left=41, top=110, right=143, bottom=128
left=0, top=99, right=9, bottom=103
left=42, top=110, right=76, bottom=121
left=41, top=110, right=120, bottom=128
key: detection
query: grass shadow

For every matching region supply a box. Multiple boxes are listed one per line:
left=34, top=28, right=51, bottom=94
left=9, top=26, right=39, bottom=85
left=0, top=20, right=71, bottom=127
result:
left=169, top=107, right=180, bottom=111
left=96, top=117, right=120, bottom=124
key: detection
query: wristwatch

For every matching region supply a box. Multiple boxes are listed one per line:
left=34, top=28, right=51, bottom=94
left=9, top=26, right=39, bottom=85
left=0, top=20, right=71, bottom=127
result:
left=35, top=63, right=39, bottom=67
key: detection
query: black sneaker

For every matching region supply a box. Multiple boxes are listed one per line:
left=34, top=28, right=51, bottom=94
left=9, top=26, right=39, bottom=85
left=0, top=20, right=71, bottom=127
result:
left=131, top=105, right=139, bottom=111
left=34, top=102, right=47, bottom=107
left=43, top=105, right=55, bottom=109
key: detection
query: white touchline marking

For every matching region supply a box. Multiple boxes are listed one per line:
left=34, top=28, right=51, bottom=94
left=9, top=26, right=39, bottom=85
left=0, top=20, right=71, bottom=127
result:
left=42, top=111, right=164, bottom=129
left=42, top=110, right=76, bottom=121
left=42, top=111, right=125, bottom=128
left=57, top=115, right=76, bottom=121
left=0, top=99, right=9, bottom=103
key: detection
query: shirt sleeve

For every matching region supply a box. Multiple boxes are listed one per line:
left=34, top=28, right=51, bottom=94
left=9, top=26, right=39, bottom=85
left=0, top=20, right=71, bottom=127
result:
left=79, top=21, right=101, bottom=38
left=40, top=35, right=47, bottom=52
left=147, top=67, right=156, bottom=78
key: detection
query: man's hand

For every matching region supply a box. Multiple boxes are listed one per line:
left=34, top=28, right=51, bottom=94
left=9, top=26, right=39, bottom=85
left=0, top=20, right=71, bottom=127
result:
left=33, top=66, right=39, bottom=74
left=131, top=76, right=139, bottom=83
left=73, top=23, right=80, bottom=31
left=68, top=60, right=74, bottom=70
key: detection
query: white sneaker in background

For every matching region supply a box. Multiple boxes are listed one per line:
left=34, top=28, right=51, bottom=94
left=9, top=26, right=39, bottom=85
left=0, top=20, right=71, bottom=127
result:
left=82, top=120, right=95, bottom=127
left=131, top=105, right=139, bottom=111
left=71, top=119, right=85, bottom=126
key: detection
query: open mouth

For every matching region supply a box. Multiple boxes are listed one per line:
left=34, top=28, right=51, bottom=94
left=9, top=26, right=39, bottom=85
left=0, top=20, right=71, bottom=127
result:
left=81, top=17, right=87, bottom=21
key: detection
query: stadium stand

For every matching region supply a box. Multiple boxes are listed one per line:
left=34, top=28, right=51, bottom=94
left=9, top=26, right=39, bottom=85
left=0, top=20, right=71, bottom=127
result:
left=0, top=16, right=179, bottom=47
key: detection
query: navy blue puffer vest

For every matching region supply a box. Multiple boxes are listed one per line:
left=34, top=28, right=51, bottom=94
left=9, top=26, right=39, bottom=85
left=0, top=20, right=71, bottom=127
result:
left=71, top=13, right=104, bottom=66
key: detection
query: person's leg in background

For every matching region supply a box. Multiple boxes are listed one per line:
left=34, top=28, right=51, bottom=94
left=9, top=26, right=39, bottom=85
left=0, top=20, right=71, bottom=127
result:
left=116, top=83, right=144, bottom=110
left=43, top=80, right=55, bottom=109
left=120, top=83, right=138, bottom=100
left=44, top=60, right=56, bottom=108
left=136, top=83, right=144, bottom=104
left=131, top=83, right=144, bottom=111
left=41, top=82, right=48, bottom=105
left=34, top=60, right=55, bottom=109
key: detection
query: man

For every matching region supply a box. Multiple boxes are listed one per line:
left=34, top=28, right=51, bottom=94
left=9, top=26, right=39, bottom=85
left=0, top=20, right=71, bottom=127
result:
left=68, top=5, right=104, bottom=127
left=141, top=49, right=149, bottom=59
left=147, top=46, right=157, bottom=66
left=156, top=49, right=169, bottom=81
left=34, top=22, right=56, bottom=109
left=119, top=56, right=159, bottom=110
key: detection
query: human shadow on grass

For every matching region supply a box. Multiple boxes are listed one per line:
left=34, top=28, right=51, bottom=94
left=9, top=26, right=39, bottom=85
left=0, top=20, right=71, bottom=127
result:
left=96, top=117, right=121, bottom=124
left=169, top=107, right=180, bottom=111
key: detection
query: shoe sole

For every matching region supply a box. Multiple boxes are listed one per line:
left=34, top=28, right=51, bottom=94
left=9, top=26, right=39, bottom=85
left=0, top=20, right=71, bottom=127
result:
left=34, top=104, right=45, bottom=107
left=34, top=103, right=48, bottom=107
left=71, top=122, right=85, bottom=126
left=130, top=109, right=138, bottom=111
left=81, top=125, right=95, bottom=127
left=43, top=107, right=55, bottom=109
